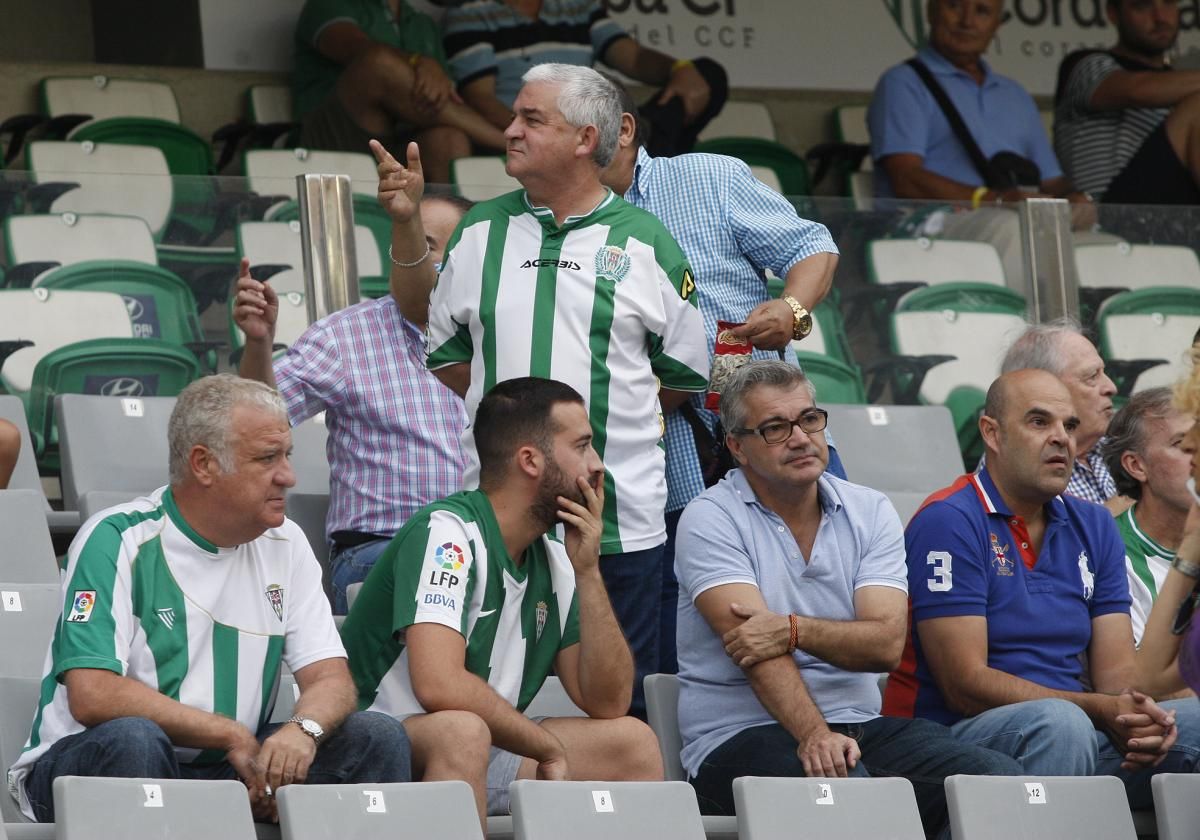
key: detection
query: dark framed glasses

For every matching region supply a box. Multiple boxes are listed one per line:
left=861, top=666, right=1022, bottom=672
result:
left=735, top=408, right=828, bottom=445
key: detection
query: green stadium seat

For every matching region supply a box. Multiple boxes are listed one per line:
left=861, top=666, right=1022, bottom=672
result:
left=692, top=137, right=811, bottom=197
left=1097, top=286, right=1200, bottom=397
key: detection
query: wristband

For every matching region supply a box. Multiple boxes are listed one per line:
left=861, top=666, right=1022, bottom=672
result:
left=671, top=58, right=694, bottom=74
left=970, top=185, right=989, bottom=210
left=788, top=614, right=799, bottom=652
left=388, top=242, right=431, bottom=268
left=408, top=52, right=423, bottom=68
left=1173, top=554, right=1200, bottom=580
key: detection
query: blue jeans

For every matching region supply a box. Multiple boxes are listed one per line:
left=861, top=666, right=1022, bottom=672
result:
left=659, top=441, right=848, bottom=676
left=24, top=712, right=412, bottom=822
left=329, top=537, right=391, bottom=614
left=598, top=543, right=666, bottom=721
left=951, top=697, right=1200, bottom=810
left=690, top=717, right=1020, bottom=838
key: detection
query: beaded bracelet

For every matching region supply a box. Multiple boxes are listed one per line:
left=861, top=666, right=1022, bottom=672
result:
left=388, top=242, right=431, bottom=268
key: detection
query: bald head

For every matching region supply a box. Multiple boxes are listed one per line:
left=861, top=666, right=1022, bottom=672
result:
left=981, top=369, right=1080, bottom=507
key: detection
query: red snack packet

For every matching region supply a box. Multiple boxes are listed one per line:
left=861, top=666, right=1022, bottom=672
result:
left=705, top=320, right=752, bottom=411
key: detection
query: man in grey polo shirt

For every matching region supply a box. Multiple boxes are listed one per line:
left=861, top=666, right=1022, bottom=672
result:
left=674, top=360, right=1019, bottom=838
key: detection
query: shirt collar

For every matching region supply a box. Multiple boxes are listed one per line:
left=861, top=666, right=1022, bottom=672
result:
left=727, top=468, right=843, bottom=516
left=972, top=466, right=1066, bottom=522
left=627, top=146, right=656, bottom=201
left=918, top=45, right=997, bottom=87
left=522, top=188, right=617, bottom=233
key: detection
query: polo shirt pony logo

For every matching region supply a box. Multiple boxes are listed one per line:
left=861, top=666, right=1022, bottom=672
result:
left=1077, top=551, right=1094, bottom=601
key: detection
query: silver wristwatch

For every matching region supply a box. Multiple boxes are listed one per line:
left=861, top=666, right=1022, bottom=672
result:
left=287, top=716, right=325, bottom=743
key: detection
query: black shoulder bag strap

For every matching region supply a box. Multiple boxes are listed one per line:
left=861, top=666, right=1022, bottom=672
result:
left=905, top=57, right=991, bottom=184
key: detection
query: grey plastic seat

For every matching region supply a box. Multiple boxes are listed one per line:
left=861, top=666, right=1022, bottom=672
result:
left=823, top=403, right=965, bottom=495
left=0, top=584, right=61, bottom=678
left=0, top=490, right=59, bottom=583
left=509, top=780, right=706, bottom=840
left=53, top=776, right=256, bottom=840
left=523, top=676, right=587, bottom=719
left=733, top=776, right=924, bottom=840
left=945, top=774, right=1136, bottom=840
left=277, top=780, right=482, bottom=840
left=0, top=675, right=43, bottom=823
left=1152, top=773, right=1200, bottom=840
left=287, top=417, right=331, bottom=574
left=56, top=394, right=175, bottom=512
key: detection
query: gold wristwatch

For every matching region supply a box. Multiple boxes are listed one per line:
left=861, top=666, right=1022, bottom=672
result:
left=781, top=295, right=813, bottom=341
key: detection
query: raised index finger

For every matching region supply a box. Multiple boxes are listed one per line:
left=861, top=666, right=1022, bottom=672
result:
left=368, top=138, right=398, bottom=167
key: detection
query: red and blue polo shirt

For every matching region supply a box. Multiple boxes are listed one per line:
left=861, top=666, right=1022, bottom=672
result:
left=883, top=467, right=1130, bottom=725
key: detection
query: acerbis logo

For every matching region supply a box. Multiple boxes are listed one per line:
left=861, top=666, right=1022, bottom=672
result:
left=520, top=258, right=582, bottom=270
left=99, top=377, right=146, bottom=397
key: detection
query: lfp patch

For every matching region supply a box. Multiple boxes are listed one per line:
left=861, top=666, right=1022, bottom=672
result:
left=67, top=590, right=96, bottom=623
left=435, top=542, right=465, bottom=571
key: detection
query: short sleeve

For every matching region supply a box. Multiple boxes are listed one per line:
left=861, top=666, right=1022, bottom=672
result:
left=295, top=0, right=355, bottom=50
left=852, top=493, right=907, bottom=593
left=560, top=592, right=581, bottom=649
left=443, top=7, right=500, bottom=87
left=905, top=501, right=991, bottom=621
left=282, top=526, right=347, bottom=672
left=1088, top=511, right=1132, bottom=619
left=588, top=2, right=629, bottom=61
left=273, top=320, right=348, bottom=426
left=1059, top=53, right=1119, bottom=118
left=54, top=519, right=135, bottom=678
left=675, top=496, right=758, bottom=602
left=868, top=65, right=931, bottom=163
left=390, top=509, right=478, bottom=636
left=648, top=242, right=708, bottom=393
left=426, top=242, right=476, bottom=371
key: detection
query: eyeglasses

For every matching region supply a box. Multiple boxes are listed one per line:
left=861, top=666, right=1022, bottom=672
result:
left=734, top=408, right=828, bottom=445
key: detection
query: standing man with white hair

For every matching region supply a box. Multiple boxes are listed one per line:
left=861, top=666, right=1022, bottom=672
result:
left=377, top=62, right=709, bottom=718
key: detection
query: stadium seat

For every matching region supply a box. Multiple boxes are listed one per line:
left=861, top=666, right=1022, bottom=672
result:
left=451, top=156, right=521, bottom=201
left=732, top=776, right=924, bottom=840
left=55, top=394, right=175, bottom=513
left=1152, top=773, right=1200, bottom=840
left=0, top=584, right=60, bottom=678
left=697, top=101, right=776, bottom=143
left=0, top=491, right=59, bottom=584
left=643, top=673, right=686, bottom=782
left=4, top=213, right=158, bottom=287
left=805, top=104, right=870, bottom=195
left=36, top=262, right=216, bottom=371
left=236, top=220, right=381, bottom=298
left=870, top=283, right=1028, bottom=465
left=795, top=355, right=867, bottom=404
left=945, top=775, right=1136, bottom=840
left=1075, top=242, right=1200, bottom=323
left=248, top=85, right=294, bottom=128
left=822, top=403, right=965, bottom=495
left=287, top=417, right=331, bottom=577
left=212, top=85, right=298, bottom=173
left=53, top=776, right=255, bottom=840
left=243, top=148, right=378, bottom=202
left=1096, top=286, right=1200, bottom=397
left=509, top=780, right=706, bottom=840
left=26, top=337, right=201, bottom=472
left=0, top=675, right=41, bottom=822
left=0, top=396, right=77, bottom=533
left=264, top=199, right=391, bottom=298
left=277, top=780, right=482, bottom=840
left=692, top=138, right=811, bottom=197
left=523, top=676, right=587, bottom=719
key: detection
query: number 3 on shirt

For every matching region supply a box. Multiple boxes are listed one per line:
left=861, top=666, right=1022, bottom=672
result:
left=926, top=551, right=953, bottom=592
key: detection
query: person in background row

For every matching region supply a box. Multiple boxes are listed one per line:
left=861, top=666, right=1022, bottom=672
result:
left=0, top=418, right=19, bottom=489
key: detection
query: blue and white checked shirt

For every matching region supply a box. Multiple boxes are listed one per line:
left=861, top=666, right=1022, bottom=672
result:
left=623, top=147, right=839, bottom=512
left=273, top=296, right=467, bottom=538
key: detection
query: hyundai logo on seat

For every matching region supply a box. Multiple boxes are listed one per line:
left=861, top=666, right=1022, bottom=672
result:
left=99, top=378, right=147, bottom=397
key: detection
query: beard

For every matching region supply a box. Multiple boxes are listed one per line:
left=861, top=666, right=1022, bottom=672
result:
left=528, top=456, right=586, bottom=532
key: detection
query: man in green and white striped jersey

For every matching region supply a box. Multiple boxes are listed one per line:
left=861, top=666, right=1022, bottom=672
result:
left=341, top=377, right=664, bottom=822
left=379, top=62, right=709, bottom=718
left=1102, top=387, right=1198, bottom=646
left=7, top=376, right=413, bottom=823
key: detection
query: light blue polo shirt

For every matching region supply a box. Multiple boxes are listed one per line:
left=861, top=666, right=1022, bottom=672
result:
left=867, top=47, right=1062, bottom=197
left=674, top=469, right=907, bottom=778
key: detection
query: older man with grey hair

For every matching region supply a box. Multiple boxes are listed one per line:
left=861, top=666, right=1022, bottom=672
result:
left=1101, top=388, right=1198, bottom=646
left=8, top=375, right=413, bottom=824
left=1000, top=317, right=1120, bottom=504
left=379, top=62, right=709, bottom=719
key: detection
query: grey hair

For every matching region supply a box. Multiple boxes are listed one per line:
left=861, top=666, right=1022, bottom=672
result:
left=521, top=63, right=622, bottom=168
left=719, top=361, right=816, bottom=433
left=1100, top=387, right=1179, bottom=501
left=168, top=374, right=288, bottom=484
left=1000, top=317, right=1088, bottom=376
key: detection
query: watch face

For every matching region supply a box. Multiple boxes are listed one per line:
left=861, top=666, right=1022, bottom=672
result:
left=296, top=718, right=323, bottom=739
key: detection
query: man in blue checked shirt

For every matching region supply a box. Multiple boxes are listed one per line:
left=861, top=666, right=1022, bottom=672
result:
left=601, top=91, right=844, bottom=674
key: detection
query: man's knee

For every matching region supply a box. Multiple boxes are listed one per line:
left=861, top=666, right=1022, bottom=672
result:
left=411, top=709, right=491, bottom=772
left=86, top=717, right=176, bottom=776
left=967, top=699, right=1096, bottom=772
left=338, top=44, right=415, bottom=98
left=335, top=711, right=412, bottom=774
left=594, top=716, right=664, bottom=780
